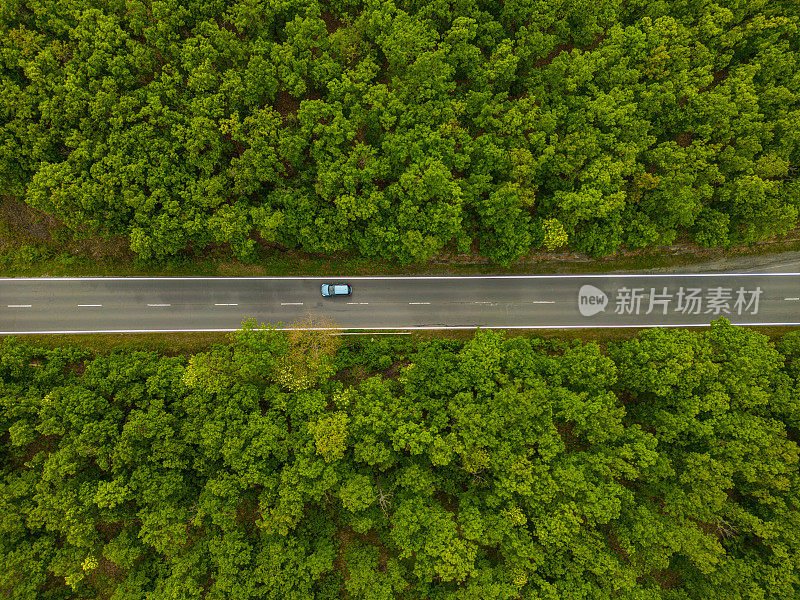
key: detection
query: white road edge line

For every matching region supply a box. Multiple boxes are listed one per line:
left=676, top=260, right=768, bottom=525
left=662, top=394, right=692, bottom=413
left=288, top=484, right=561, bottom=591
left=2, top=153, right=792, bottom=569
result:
left=214, top=303, right=238, bottom=306
left=147, top=304, right=171, bottom=307
left=7, top=304, right=32, bottom=308
left=281, top=302, right=303, bottom=306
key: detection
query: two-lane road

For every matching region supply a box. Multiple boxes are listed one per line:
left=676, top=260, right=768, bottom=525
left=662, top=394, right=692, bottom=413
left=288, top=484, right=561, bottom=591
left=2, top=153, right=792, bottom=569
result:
left=1, top=274, right=798, bottom=334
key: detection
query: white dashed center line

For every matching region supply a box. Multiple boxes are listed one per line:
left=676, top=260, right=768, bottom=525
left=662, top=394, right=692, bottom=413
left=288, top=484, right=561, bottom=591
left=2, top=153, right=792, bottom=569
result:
left=147, top=304, right=171, bottom=307
left=214, top=303, right=238, bottom=306
left=409, top=302, right=431, bottom=305
left=347, top=302, right=369, bottom=305
left=78, top=304, right=102, bottom=307
left=531, top=301, right=556, bottom=304
left=281, top=302, right=303, bottom=306
left=785, top=297, right=799, bottom=301
left=7, top=304, right=32, bottom=308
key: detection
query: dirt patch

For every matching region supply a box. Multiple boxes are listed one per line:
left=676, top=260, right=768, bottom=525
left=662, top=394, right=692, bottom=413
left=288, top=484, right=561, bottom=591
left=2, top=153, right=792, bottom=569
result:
left=379, top=360, right=409, bottom=381
left=217, top=261, right=270, bottom=276
left=676, top=131, right=693, bottom=148
left=533, top=42, right=574, bottom=69
left=701, top=66, right=729, bottom=93
left=273, top=89, right=302, bottom=120
left=335, top=525, right=392, bottom=580
left=0, top=195, right=134, bottom=261
left=556, top=422, right=585, bottom=452
left=0, top=196, right=59, bottom=243
left=74, top=234, right=133, bottom=262
left=64, top=359, right=87, bottom=377
left=95, top=556, right=125, bottom=581
left=236, top=496, right=262, bottom=535
left=320, top=9, right=345, bottom=35
left=651, top=568, right=680, bottom=590
left=339, top=364, right=370, bottom=382
left=22, top=434, right=60, bottom=466
left=96, top=521, right=124, bottom=542
left=604, top=526, right=631, bottom=566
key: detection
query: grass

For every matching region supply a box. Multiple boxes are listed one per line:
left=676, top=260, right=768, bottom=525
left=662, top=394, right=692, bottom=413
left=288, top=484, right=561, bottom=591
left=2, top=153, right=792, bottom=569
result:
left=11, top=331, right=235, bottom=355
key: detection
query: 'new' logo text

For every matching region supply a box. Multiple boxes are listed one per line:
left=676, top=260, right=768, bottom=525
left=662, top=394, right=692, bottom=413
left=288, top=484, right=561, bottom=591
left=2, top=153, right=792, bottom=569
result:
left=578, top=285, right=608, bottom=316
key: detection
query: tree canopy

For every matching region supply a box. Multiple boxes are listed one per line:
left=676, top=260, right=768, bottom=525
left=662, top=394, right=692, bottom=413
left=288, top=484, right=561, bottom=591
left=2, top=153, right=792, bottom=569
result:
left=1, top=318, right=799, bottom=598
left=1, top=0, right=798, bottom=264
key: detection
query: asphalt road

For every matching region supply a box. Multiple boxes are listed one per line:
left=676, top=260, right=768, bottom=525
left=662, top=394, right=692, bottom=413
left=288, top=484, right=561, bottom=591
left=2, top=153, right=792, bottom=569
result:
left=1, top=274, right=799, bottom=334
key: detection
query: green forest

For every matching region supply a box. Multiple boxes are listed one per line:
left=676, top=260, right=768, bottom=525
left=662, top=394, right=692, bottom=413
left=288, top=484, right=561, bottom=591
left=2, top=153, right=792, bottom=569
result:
left=1, top=0, right=799, bottom=265
left=1, top=319, right=798, bottom=599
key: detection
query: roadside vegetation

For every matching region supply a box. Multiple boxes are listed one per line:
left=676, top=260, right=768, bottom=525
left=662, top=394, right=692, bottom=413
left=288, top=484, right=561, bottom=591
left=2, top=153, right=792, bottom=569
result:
left=1, top=319, right=799, bottom=600
left=5, top=194, right=800, bottom=278
left=1, top=0, right=799, bottom=268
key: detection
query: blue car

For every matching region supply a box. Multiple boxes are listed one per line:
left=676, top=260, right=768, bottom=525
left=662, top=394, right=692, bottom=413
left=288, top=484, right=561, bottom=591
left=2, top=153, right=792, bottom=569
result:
left=321, top=283, right=352, bottom=297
